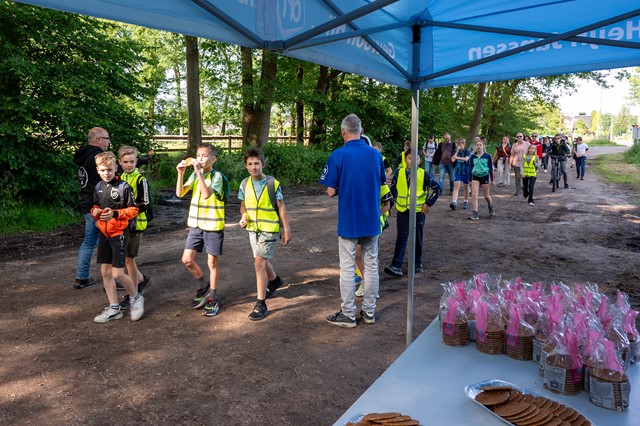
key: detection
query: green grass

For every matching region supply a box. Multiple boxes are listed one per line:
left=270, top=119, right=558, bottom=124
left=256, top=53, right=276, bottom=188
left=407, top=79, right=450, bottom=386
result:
left=0, top=204, right=81, bottom=235
left=585, top=137, right=620, bottom=147
left=591, top=144, right=640, bottom=196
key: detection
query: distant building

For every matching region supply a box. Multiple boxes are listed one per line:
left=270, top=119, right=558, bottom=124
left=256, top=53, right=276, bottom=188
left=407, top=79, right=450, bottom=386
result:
left=563, top=112, right=591, bottom=134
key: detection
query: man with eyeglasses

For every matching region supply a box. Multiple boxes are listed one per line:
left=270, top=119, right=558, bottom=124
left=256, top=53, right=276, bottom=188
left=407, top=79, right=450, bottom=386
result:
left=72, top=127, right=111, bottom=289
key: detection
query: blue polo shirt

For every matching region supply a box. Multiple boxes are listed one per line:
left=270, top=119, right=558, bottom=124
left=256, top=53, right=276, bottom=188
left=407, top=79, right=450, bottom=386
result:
left=319, top=138, right=386, bottom=238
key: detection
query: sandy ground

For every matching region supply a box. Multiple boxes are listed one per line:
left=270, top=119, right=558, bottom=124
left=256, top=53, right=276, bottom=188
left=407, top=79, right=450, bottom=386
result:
left=1, top=146, right=638, bottom=425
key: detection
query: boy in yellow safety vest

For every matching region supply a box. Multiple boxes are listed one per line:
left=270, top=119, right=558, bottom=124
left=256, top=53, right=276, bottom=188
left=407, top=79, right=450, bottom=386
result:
left=176, top=143, right=226, bottom=317
left=384, top=149, right=442, bottom=277
left=239, top=147, right=291, bottom=321
left=118, top=146, right=152, bottom=310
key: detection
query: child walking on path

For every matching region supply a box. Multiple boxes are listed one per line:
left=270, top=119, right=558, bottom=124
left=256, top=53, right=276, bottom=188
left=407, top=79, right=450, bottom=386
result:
left=574, top=136, right=589, bottom=180
left=239, top=147, right=291, bottom=321
left=522, top=144, right=540, bottom=206
left=468, top=140, right=496, bottom=221
left=118, top=146, right=152, bottom=310
left=449, top=138, right=471, bottom=211
left=384, top=149, right=442, bottom=277
left=176, top=144, right=226, bottom=317
left=91, top=152, right=144, bottom=323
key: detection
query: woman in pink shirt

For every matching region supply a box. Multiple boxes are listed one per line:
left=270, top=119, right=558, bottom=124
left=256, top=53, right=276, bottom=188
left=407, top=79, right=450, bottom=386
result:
left=509, top=133, right=530, bottom=196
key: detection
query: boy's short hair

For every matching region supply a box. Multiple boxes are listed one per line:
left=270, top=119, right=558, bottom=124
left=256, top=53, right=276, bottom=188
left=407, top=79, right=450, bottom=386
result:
left=372, top=141, right=382, bottom=150
left=244, top=147, right=265, bottom=164
left=95, top=152, right=117, bottom=168
left=457, top=138, right=466, bottom=145
left=118, top=145, right=138, bottom=159
left=198, top=143, right=217, bottom=157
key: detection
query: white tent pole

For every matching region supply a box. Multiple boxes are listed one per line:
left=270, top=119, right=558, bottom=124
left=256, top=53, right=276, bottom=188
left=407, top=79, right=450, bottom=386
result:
left=406, top=25, right=421, bottom=348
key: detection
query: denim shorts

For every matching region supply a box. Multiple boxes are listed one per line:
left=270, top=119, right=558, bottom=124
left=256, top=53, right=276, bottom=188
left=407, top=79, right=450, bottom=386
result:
left=185, top=227, right=224, bottom=256
left=249, top=231, right=278, bottom=259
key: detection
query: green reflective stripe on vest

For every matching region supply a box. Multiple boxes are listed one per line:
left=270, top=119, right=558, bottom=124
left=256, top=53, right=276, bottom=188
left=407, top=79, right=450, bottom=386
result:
left=188, top=171, right=225, bottom=231
left=244, top=177, right=280, bottom=233
left=395, top=167, right=426, bottom=212
left=121, top=170, right=147, bottom=231
left=523, top=155, right=537, bottom=177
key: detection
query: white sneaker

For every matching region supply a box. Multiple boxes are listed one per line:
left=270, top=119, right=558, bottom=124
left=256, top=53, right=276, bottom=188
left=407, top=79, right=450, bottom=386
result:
left=94, top=307, right=123, bottom=323
left=355, top=284, right=364, bottom=297
left=130, top=294, right=145, bottom=321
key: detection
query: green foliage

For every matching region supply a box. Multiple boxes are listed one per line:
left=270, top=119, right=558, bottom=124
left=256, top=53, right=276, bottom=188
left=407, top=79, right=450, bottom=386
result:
left=625, top=143, right=640, bottom=165
left=0, top=3, right=153, bottom=207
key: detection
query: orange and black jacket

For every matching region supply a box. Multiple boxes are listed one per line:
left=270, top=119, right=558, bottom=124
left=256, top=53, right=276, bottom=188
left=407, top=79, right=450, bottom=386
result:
left=91, top=177, right=139, bottom=237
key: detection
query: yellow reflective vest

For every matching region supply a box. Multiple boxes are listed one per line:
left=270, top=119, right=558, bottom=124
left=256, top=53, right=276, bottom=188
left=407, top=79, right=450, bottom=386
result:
left=188, top=171, right=225, bottom=231
left=244, top=177, right=281, bottom=233
left=395, top=167, right=426, bottom=212
left=120, top=169, right=148, bottom=232
left=523, top=155, right=538, bottom=177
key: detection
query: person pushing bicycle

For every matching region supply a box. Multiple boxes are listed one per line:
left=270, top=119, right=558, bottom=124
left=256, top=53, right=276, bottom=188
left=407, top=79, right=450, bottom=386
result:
left=549, top=134, right=570, bottom=189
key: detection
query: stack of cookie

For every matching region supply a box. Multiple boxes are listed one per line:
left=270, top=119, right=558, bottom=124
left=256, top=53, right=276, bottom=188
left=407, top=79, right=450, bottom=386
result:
left=476, top=323, right=504, bottom=355
left=505, top=328, right=534, bottom=361
left=346, top=412, right=420, bottom=425
left=589, top=367, right=630, bottom=411
left=543, top=354, right=583, bottom=395
left=474, top=386, right=592, bottom=425
left=442, top=319, right=469, bottom=347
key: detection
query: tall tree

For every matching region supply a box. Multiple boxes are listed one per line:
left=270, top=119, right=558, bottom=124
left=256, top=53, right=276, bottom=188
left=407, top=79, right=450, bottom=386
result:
left=241, top=48, right=278, bottom=146
left=185, top=35, right=202, bottom=155
left=468, top=82, right=487, bottom=141
left=309, top=66, right=342, bottom=145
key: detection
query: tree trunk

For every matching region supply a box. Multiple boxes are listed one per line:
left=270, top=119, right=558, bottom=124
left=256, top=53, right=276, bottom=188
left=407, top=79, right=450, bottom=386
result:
left=185, top=35, right=201, bottom=156
left=468, top=82, right=487, bottom=142
left=241, top=48, right=277, bottom=146
left=173, top=65, right=183, bottom=135
left=295, top=65, right=304, bottom=144
left=309, top=66, right=341, bottom=145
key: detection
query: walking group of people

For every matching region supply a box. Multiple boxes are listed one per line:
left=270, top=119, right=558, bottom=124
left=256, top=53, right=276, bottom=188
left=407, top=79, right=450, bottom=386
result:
left=74, top=127, right=291, bottom=324
left=72, top=119, right=590, bottom=328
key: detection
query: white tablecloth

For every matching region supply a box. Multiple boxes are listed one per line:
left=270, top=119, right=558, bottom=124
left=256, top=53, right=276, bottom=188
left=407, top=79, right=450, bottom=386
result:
left=334, top=319, right=637, bottom=425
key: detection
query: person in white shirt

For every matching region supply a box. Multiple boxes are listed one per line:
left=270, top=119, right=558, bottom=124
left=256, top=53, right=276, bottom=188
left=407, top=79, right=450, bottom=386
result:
left=574, top=136, right=589, bottom=180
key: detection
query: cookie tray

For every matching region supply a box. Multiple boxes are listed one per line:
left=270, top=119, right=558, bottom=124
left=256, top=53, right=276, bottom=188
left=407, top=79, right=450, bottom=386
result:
left=464, top=379, right=596, bottom=426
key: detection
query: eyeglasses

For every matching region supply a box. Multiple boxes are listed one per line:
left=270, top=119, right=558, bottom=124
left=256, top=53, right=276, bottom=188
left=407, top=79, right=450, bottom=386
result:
left=97, top=136, right=110, bottom=141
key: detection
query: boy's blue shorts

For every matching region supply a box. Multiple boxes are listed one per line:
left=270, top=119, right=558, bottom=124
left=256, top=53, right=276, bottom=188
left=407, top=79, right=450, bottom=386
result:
left=185, top=228, right=224, bottom=256
left=454, top=172, right=470, bottom=184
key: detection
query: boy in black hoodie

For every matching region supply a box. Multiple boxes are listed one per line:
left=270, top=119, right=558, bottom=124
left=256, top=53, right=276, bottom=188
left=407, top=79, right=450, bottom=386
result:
left=73, top=127, right=110, bottom=289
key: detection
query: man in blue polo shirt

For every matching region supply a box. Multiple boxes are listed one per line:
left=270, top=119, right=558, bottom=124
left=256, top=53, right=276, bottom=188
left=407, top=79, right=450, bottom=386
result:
left=319, top=113, right=386, bottom=327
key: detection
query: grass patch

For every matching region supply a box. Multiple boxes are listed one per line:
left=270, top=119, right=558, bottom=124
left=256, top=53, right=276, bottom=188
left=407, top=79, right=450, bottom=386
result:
left=0, top=204, right=81, bottom=235
left=591, top=146, right=640, bottom=198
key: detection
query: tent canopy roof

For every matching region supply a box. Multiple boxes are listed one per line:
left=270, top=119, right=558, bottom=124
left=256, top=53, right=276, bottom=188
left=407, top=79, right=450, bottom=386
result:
left=15, top=1, right=640, bottom=89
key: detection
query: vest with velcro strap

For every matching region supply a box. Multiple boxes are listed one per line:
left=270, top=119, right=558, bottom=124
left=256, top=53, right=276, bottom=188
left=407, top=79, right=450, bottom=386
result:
left=188, top=171, right=225, bottom=231
left=244, top=176, right=281, bottom=233
left=522, top=155, right=537, bottom=177
left=395, top=167, right=426, bottom=212
left=120, top=170, right=148, bottom=231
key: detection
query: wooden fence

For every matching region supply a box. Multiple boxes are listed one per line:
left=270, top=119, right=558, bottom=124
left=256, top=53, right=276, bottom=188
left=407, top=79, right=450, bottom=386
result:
left=153, top=135, right=309, bottom=153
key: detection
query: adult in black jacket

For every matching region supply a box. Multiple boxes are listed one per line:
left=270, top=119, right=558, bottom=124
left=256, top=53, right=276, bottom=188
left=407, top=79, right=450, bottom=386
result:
left=72, top=127, right=110, bottom=289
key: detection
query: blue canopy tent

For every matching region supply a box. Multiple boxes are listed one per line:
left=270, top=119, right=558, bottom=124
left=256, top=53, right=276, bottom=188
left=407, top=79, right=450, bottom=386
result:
left=15, top=0, right=640, bottom=344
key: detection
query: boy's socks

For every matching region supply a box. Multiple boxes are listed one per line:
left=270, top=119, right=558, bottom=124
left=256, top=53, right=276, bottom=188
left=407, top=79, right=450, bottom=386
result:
left=110, top=304, right=121, bottom=311
left=208, top=288, right=217, bottom=300
left=256, top=299, right=266, bottom=306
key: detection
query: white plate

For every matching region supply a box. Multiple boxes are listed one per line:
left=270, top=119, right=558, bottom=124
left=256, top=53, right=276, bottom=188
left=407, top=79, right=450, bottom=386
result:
left=464, top=379, right=596, bottom=426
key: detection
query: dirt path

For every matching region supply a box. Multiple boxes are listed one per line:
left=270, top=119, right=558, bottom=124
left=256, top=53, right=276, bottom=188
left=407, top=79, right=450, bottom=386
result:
left=1, top=146, right=638, bottom=425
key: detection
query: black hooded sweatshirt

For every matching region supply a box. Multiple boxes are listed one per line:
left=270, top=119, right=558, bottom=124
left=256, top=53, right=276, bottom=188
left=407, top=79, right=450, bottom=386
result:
left=74, top=144, right=104, bottom=214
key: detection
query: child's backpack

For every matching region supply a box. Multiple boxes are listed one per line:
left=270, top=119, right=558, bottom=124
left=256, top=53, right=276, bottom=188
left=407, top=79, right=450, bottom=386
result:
left=131, top=174, right=154, bottom=222
left=212, top=169, right=230, bottom=203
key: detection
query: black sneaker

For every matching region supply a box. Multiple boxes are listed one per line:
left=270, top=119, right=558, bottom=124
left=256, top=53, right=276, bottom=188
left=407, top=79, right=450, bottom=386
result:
left=449, top=202, right=456, bottom=210
left=248, top=302, right=268, bottom=321
left=202, top=298, right=220, bottom=317
left=360, top=310, right=375, bottom=324
left=468, top=211, right=479, bottom=221
left=137, top=274, right=150, bottom=294
left=266, top=276, right=284, bottom=299
left=119, top=294, right=131, bottom=310
left=191, top=287, right=210, bottom=309
left=74, top=277, right=96, bottom=289
left=326, top=311, right=356, bottom=328
left=415, top=264, right=423, bottom=273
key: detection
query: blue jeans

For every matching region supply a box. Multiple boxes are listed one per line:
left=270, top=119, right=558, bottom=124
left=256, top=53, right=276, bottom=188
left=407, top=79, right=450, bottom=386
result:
left=439, top=164, right=454, bottom=193
left=76, top=213, right=99, bottom=280
left=391, top=210, right=425, bottom=269
left=424, top=160, right=435, bottom=175
left=575, top=156, right=586, bottom=178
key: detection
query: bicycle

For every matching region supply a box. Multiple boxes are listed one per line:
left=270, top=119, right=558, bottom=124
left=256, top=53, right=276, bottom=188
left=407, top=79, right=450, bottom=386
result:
left=550, top=155, right=564, bottom=192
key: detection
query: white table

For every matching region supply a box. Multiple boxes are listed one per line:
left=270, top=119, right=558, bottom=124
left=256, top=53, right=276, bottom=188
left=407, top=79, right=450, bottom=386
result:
left=334, top=319, right=638, bottom=425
